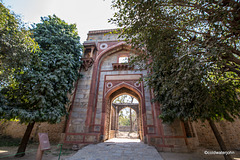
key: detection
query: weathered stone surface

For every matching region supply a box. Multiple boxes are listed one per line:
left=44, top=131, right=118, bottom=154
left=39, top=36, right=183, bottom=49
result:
left=95, top=118, right=101, bottom=124
left=148, top=127, right=155, bottom=133
left=67, top=138, right=163, bottom=160
left=66, top=135, right=84, bottom=141
left=85, top=135, right=97, bottom=142
left=71, top=112, right=79, bottom=118
left=165, top=138, right=175, bottom=145
left=0, top=118, right=65, bottom=142
left=163, top=126, right=174, bottom=136
left=72, top=119, right=84, bottom=125
left=106, top=74, right=142, bottom=81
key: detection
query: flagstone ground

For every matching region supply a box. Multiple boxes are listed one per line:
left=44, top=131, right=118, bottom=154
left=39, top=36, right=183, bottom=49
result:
left=66, top=138, right=163, bottom=160
left=1, top=138, right=240, bottom=160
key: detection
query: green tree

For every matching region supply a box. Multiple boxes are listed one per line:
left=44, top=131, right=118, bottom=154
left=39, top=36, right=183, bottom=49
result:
left=111, top=1, right=240, bottom=159
left=0, top=3, right=39, bottom=156
left=0, top=14, right=82, bottom=157
left=119, top=110, right=130, bottom=126
left=0, top=2, right=38, bottom=84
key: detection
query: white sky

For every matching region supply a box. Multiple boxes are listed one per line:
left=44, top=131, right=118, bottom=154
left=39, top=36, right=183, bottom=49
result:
left=2, top=0, right=117, bottom=43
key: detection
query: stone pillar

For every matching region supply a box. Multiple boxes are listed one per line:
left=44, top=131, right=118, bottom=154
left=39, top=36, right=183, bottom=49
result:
left=116, top=106, right=119, bottom=135
left=115, top=106, right=117, bottom=137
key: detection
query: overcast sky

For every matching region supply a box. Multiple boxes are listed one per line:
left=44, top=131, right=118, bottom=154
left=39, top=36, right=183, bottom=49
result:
left=2, top=0, right=117, bottom=43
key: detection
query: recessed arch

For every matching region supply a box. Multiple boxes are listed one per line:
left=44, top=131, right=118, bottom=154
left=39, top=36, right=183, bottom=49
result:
left=101, top=83, right=146, bottom=141
left=86, top=43, right=137, bottom=128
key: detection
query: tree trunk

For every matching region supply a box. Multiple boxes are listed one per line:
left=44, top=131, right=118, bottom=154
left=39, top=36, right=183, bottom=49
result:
left=15, top=121, right=35, bottom=157
left=208, top=119, right=232, bottom=160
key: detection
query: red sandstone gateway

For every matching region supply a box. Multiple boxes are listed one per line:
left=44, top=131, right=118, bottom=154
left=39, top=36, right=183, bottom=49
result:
left=64, top=29, right=189, bottom=152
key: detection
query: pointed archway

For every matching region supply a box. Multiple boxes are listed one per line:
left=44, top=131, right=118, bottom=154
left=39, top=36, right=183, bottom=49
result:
left=101, top=83, right=147, bottom=142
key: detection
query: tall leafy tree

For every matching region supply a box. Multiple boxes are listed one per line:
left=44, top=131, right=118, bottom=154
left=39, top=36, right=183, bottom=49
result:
left=0, top=2, right=39, bottom=156
left=0, top=14, right=82, bottom=157
left=0, top=2, right=38, bottom=84
left=111, top=1, right=240, bottom=159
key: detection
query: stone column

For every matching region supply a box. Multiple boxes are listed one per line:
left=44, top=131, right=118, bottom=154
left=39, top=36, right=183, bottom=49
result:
left=115, top=106, right=118, bottom=137
left=116, top=106, right=119, bottom=135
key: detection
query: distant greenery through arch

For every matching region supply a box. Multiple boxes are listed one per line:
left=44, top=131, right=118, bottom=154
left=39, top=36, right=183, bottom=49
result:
left=113, top=95, right=138, bottom=132
left=119, top=107, right=137, bottom=127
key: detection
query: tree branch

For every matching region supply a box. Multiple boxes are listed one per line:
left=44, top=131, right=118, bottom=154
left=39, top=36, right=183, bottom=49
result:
left=225, top=55, right=240, bottom=66
left=224, top=64, right=240, bottom=77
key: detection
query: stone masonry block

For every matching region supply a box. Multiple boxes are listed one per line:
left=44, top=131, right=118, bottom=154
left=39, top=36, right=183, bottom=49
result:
left=76, top=125, right=84, bottom=132
left=164, top=138, right=175, bottom=145
left=174, top=138, right=186, bottom=145
left=163, top=126, right=173, bottom=136
left=76, top=94, right=84, bottom=99
left=72, top=119, right=84, bottom=125
left=72, top=107, right=82, bottom=112
left=71, top=112, right=79, bottom=118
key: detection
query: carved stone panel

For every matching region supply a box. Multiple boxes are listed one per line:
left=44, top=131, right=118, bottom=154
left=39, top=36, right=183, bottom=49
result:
left=81, top=58, right=94, bottom=71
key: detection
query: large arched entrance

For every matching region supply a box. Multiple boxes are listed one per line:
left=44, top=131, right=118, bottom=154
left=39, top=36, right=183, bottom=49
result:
left=113, top=101, right=139, bottom=139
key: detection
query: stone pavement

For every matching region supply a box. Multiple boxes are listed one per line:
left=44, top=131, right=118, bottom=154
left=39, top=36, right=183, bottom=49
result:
left=66, top=138, right=163, bottom=160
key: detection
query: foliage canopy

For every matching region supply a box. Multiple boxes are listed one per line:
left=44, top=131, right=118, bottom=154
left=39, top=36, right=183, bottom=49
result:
left=111, top=0, right=240, bottom=123
left=0, top=3, right=38, bottom=83
left=0, top=14, right=82, bottom=123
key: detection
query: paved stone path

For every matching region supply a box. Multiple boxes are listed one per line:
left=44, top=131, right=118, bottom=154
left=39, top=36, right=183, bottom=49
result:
left=66, top=138, right=163, bottom=160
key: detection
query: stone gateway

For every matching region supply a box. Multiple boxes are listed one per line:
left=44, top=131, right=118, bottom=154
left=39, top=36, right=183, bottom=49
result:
left=1, top=29, right=240, bottom=152
left=64, top=29, right=191, bottom=152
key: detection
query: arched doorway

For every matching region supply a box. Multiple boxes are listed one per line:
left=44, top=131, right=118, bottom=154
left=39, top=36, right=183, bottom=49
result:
left=115, top=106, right=138, bottom=138
left=102, top=85, right=146, bottom=142
left=110, top=95, right=139, bottom=139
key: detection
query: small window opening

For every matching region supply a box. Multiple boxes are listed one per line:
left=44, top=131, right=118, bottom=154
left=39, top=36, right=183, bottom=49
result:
left=119, top=57, right=128, bottom=63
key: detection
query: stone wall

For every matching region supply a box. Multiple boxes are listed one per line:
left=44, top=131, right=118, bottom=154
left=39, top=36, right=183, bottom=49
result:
left=0, top=120, right=65, bottom=142
left=109, top=130, right=115, bottom=139
left=104, top=99, right=111, bottom=141
left=66, top=67, right=93, bottom=141
left=119, top=126, right=138, bottom=132
left=193, top=120, right=240, bottom=150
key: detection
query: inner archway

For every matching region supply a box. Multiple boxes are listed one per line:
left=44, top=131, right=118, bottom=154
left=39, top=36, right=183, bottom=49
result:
left=117, top=106, right=138, bottom=138
left=112, top=95, right=139, bottom=139
left=103, top=86, right=145, bottom=141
